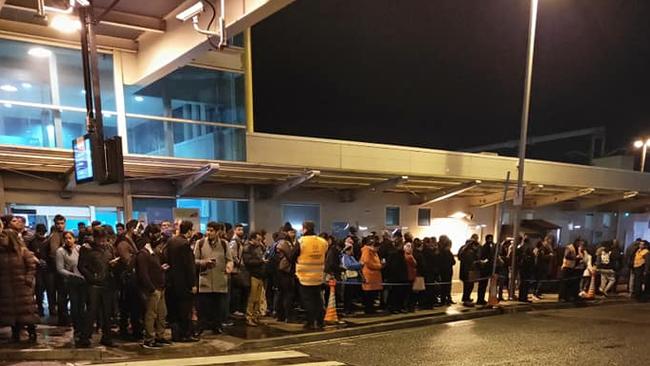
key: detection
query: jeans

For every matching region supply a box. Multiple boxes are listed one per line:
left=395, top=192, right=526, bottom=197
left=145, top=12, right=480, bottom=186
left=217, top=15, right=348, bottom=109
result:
left=559, top=268, right=580, bottom=301
left=387, top=284, right=408, bottom=312
left=247, top=277, right=265, bottom=323
left=633, top=267, right=646, bottom=300
left=35, top=270, right=46, bottom=315
left=462, top=280, right=474, bottom=302
left=276, top=272, right=296, bottom=321
left=143, top=289, right=167, bottom=342
left=363, top=290, right=380, bottom=313
left=599, top=270, right=616, bottom=294
left=230, top=281, right=250, bottom=314
left=477, top=275, right=489, bottom=303
left=82, top=285, right=113, bottom=342
left=118, top=272, right=143, bottom=337
left=169, top=290, right=193, bottom=340
left=65, top=276, right=87, bottom=339
left=300, top=284, right=324, bottom=327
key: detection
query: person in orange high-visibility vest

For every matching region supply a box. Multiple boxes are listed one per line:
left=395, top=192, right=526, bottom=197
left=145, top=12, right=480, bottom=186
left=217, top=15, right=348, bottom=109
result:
left=295, top=221, right=328, bottom=330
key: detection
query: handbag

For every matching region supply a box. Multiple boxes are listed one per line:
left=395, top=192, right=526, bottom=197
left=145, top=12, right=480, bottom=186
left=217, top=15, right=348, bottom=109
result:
left=412, top=276, right=425, bottom=292
left=345, top=269, right=359, bottom=279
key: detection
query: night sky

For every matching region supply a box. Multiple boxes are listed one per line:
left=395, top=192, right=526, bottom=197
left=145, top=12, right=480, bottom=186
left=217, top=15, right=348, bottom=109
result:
left=251, top=0, right=650, bottom=163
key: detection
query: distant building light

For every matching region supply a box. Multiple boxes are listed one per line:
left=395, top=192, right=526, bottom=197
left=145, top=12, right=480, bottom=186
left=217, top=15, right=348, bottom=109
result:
left=0, top=84, right=18, bottom=92
left=21, top=82, right=32, bottom=89
left=134, top=96, right=144, bottom=102
left=28, top=47, right=52, bottom=58
left=50, top=15, right=81, bottom=33
left=3, top=103, right=12, bottom=108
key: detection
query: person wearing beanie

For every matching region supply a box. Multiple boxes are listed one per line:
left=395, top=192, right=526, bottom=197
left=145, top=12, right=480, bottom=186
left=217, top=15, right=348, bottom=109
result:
left=341, top=237, right=362, bottom=315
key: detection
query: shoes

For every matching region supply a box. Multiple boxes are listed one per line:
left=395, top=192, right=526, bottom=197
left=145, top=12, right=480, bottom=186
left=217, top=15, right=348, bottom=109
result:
left=155, top=338, right=172, bottom=345
left=462, top=301, right=475, bottom=308
left=302, top=323, right=316, bottom=331
left=100, top=338, right=115, bottom=347
left=222, top=321, right=235, bottom=327
left=232, top=311, right=245, bottom=317
left=476, top=300, right=488, bottom=306
left=75, top=339, right=91, bottom=348
left=246, top=320, right=258, bottom=327
left=178, top=336, right=200, bottom=343
left=142, top=340, right=163, bottom=349
left=28, top=332, right=37, bottom=343
left=212, top=327, right=224, bottom=335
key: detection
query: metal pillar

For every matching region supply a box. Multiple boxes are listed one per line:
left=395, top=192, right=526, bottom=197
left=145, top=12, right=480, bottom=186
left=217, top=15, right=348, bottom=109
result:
left=244, top=28, right=255, bottom=134
left=510, top=0, right=539, bottom=298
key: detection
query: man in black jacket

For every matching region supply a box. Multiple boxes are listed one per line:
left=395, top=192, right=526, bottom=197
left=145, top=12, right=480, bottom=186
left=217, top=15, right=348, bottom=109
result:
left=476, top=235, right=496, bottom=306
left=166, top=221, right=197, bottom=342
left=136, top=224, right=170, bottom=348
left=115, top=219, right=143, bottom=340
left=77, top=226, right=117, bottom=347
left=459, top=235, right=480, bottom=307
left=243, top=231, right=266, bottom=326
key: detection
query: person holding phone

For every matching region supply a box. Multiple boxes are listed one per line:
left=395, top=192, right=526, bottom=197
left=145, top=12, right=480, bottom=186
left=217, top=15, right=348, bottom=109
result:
left=194, top=222, right=233, bottom=335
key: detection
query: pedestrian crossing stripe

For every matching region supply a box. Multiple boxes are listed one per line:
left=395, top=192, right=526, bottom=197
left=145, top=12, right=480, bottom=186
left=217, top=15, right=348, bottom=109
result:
left=88, top=350, right=310, bottom=366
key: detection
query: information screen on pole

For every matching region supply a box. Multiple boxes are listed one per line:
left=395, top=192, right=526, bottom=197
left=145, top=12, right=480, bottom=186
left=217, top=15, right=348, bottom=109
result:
left=73, top=134, right=94, bottom=184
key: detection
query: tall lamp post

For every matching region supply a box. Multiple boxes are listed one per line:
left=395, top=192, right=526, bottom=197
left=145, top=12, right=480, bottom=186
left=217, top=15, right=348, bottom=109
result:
left=633, top=138, right=650, bottom=172
left=509, top=0, right=539, bottom=299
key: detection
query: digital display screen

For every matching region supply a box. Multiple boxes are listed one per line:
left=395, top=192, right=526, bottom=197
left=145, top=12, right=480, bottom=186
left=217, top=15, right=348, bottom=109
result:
left=73, top=135, right=94, bottom=184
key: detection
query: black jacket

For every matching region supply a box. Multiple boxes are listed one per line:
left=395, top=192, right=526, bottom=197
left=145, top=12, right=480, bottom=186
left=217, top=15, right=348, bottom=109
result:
left=385, top=248, right=409, bottom=283
left=479, top=241, right=496, bottom=275
left=243, top=241, right=266, bottom=279
left=439, top=249, right=456, bottom=279
left=136, top=246, right=165, bottom=294
left=458, top=240, right=480, bottom=281
left=324, top=244, right=344, bottom=280
left=78, top=243, right=114, bottom=287
left=167, top=235, right=196, bottom=294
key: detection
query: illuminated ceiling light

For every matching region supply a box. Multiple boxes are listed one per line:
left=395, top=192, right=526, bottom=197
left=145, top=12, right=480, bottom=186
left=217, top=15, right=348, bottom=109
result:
left=50, top=14, right=82, bottom=33
left=81, top=89, right=86, bottom=94
left=28, top=47, right=52, bottom=58
left=449, top=211, right=469, bottom=219
left=21, top=82, right=32, bottom=89
left=646, top=139, right=650, bottom=147
left=134, top=96, right=144, bottom=102
left=0, top=84, right=18, bottom=92
left=634, top=140, right=644, bottom=148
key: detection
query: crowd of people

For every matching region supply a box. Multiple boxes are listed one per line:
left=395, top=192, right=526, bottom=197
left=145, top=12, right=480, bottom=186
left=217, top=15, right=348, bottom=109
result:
left=0, top=213, right=648, bottom=349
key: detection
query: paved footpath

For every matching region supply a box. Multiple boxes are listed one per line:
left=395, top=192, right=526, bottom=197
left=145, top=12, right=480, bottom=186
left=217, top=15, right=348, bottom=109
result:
left=0, top=293, right=634, bottom=364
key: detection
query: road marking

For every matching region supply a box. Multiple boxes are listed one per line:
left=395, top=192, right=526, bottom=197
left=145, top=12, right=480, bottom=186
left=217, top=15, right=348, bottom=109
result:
left=89, top=350, right=309, bottom=366
left=287, top=362, right=346, bottom=366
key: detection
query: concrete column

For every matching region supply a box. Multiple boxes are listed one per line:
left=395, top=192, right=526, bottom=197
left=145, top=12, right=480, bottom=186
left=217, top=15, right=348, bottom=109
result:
left=248, top=186, right=256, bottom=230
left=0, top=174, right=6, bottom=215
left=244, top=28, right=254, bottom=133
left=123, top=181, right=133, bottom=221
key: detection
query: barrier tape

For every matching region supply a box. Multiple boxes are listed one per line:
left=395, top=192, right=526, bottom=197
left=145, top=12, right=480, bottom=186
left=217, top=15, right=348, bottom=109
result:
left=333, top=274, right=586, bottom=287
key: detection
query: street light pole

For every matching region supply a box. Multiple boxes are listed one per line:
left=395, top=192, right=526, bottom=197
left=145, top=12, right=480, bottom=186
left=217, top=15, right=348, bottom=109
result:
left=509, top=0, right=539, bottom=299
left=634, top=139, right=650, bottom=172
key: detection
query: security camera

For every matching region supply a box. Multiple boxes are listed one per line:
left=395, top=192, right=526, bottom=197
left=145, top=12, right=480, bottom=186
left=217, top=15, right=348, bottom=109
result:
left=176, top=1, right=204, bottom=22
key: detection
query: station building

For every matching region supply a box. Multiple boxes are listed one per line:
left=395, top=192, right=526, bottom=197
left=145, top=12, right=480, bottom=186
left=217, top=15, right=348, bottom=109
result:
left=0, top=0, right=648, bottom=250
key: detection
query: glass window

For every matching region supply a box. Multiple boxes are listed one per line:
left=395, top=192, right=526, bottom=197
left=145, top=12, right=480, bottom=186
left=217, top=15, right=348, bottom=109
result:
left=0, top=39, right=115, bottom=110
left=230, top=33, right=244, bottom=47
left=133, top=198, right=176, bottom=223
left=124, top=66, right=244, bottom=125
left=417, top=208, right=431, bottom=227
left=385, top=206, right=400, bottom=227
left=282, top=203, right=320, bottom=234
left=133, top=198, right=248, bottom=231
left=177, top=198, right=248, bottom=232
left=126, top=117, right=245, bottom=160
left=0, top=106, right=117, bottom=149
